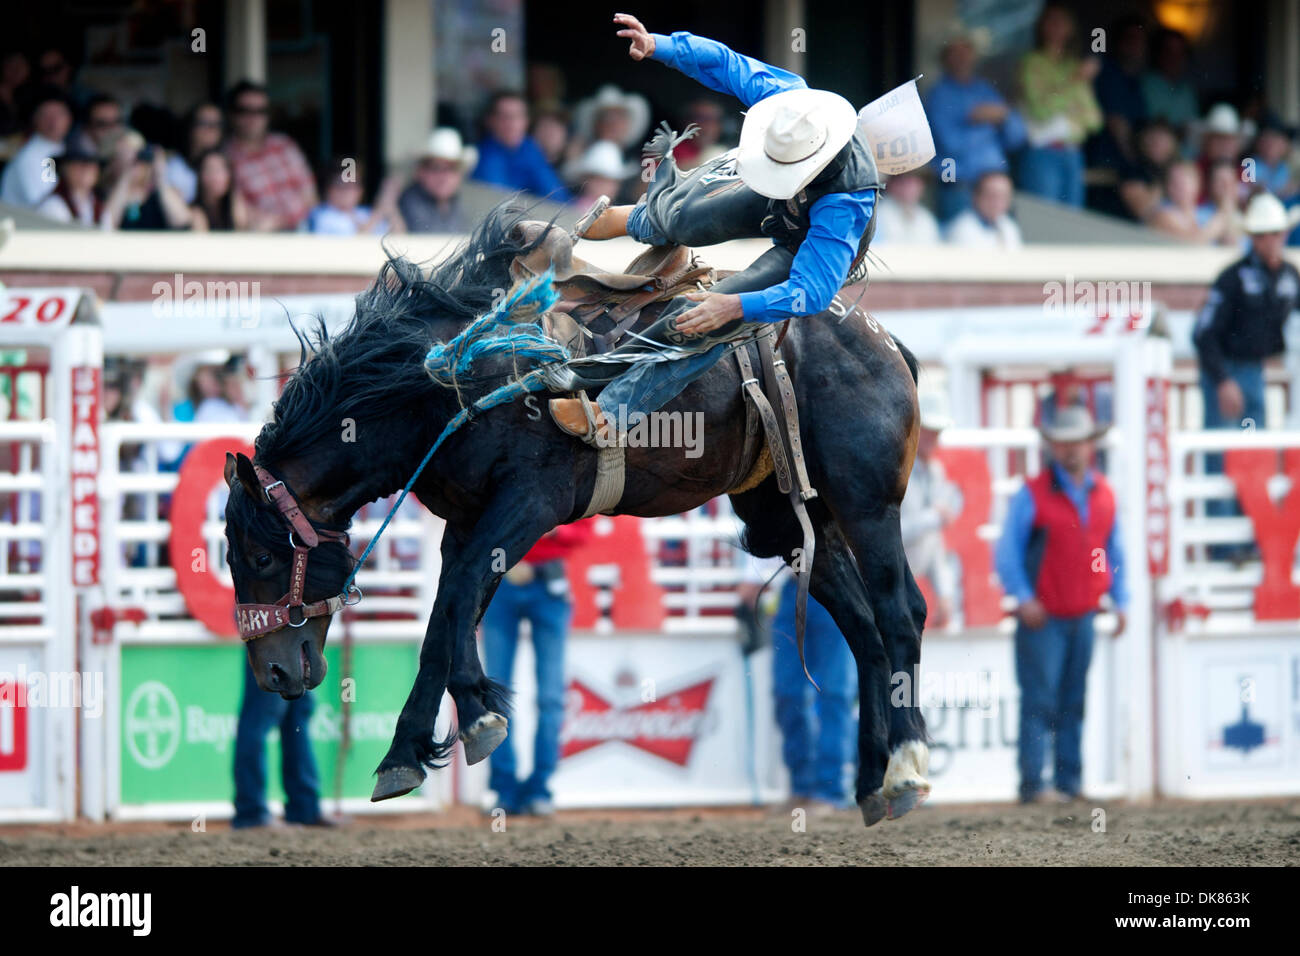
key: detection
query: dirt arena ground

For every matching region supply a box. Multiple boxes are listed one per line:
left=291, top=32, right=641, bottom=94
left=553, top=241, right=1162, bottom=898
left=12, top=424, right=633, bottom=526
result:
left=2, top=799, right=1297, bottom=866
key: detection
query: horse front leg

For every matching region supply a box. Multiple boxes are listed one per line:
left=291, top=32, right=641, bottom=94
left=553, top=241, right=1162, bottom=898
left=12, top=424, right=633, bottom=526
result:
left=372, top=493, right=558, bottom=802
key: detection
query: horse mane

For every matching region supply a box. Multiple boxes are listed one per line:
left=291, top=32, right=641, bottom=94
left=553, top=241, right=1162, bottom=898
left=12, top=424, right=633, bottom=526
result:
left=255, top=199, right=556, bottom=462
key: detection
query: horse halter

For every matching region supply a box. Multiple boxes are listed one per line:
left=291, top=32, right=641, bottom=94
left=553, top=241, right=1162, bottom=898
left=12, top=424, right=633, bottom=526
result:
left=234, top=465, right=360, bottom=642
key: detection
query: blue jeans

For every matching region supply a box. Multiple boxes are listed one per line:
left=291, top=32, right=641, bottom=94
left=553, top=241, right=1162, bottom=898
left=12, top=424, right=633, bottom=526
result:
left=1200, top=360, right=1266, bottom=556
left=232, top=657, right=321, bottom=826
left=481, top=567, right=572, bottom=807
left=1018, top=145, right=1085, bottom=207
left=771, top=578, right=856, bottom=804
left=1014, top=612, right=1095, bottom=799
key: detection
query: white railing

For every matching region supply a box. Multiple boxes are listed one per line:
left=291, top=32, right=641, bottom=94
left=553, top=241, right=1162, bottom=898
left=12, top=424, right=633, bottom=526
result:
left=0, top=420, right=58, bottom=642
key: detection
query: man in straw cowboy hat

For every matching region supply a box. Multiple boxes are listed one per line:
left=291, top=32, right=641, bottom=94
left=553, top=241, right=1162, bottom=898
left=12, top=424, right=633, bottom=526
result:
left=547, top=12, right=886, bottom=441
left=995, top=405, right=1128, bottom=804
left=399, top=128, right=476, bottom=234
left=1192, top=191, right=1300, bottom=558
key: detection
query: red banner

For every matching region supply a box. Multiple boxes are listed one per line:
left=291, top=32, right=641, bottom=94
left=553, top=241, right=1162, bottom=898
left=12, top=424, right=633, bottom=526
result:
left=934, top=447, right=1004, bottom=627
left=1146, top=377, right=1171, bottom=576
left=1224, top=448, right=1300, bottom=620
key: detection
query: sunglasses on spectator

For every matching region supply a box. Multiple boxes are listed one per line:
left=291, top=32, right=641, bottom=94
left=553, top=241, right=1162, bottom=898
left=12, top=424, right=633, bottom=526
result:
left=234, top=104, right=269, bottom=115
left=194, top=117, right=223, bottom=128
left=419, top=160, right=461, bottom=173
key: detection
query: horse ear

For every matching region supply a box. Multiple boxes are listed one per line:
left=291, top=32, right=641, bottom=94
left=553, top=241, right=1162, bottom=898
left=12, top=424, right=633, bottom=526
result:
left=224, top=452, right=238, bottom=488
left=234, top=452, right=262, bottom=500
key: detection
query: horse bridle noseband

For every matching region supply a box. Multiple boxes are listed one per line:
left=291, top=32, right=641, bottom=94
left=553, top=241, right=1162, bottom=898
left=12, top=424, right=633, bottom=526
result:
left=234, top=465, right=361, bottom=642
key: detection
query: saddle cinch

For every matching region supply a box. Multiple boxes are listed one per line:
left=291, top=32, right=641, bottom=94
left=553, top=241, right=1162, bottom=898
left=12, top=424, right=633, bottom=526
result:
left=507, top=221, right=716, bottom=356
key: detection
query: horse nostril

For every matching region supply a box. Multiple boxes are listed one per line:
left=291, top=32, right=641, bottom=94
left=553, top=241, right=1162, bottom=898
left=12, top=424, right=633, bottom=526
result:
left=267, top=663, right=288, bottom=690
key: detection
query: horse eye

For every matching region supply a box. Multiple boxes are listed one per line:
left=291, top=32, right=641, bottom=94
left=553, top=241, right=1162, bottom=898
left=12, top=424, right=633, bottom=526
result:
left=255, top=553, right=273, bottom=570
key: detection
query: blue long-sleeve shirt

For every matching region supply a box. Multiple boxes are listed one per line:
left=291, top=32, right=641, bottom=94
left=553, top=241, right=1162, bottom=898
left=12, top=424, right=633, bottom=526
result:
left=924, top=75, right=1025, bottom=183
left=472, top=133, right=571, bottom=202
left=994, top=461, right=1129, bottom=612
left=650, top=31, right=877, bottom=322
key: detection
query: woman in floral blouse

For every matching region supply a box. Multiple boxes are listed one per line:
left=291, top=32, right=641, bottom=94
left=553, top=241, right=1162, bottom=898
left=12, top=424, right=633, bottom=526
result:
left=1018, top=4, right=1103, bottom=208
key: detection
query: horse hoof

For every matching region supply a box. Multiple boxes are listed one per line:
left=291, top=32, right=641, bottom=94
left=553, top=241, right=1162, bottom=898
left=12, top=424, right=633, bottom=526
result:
left=883, top=740, right=931, bottom=820
left=858, top=792, right=887, bottom=827
left=371, top=766, right=425, bottom=802
left=460, top=712, right=508, bottom=765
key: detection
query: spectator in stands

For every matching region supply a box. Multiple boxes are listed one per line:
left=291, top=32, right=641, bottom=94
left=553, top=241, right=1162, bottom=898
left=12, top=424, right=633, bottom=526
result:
left=306, top=159, right=405, bottom=236
left=166, top=103, right=224, bottom=204
left=192, top=354, right=250, bottom=424
left=1017, top=4, right=1102, bottom=209
left=1148, top=160, right=1237, bottom=244
left=1248, top=118, right=1295, bottom=199
left=0, top=87, right=72, bottom=207
left=1203, top=159, right=1247, bottom=248
left=1090, top=16, right=1148, bottom=171
left=481, top=522, right=593, bottom=817
left=900, top=389, right=961, bottom=629
left=568, top=140, right=633, bottom=218
left=945, top=170, right=1022, bottom=248
left=995, top=406, right=1127, bottom=804
left=189, top=149, right=250, bottom=231
left=471, top=90, right=570, bottom=200
left=225, top=80, right=317, bottom=231
left=672, top=98, right=728, bottom=169
left=34, top=47, right=91, bottom=112
left=872, top=171, right=941, bottom=244
left=1141, top=28, right=1198, bottom=133
left=0, top=51, right=30, bottom=137
left=572, top=85, right=650, bottom=162
left=70, top=94, right=126, bottom=161
left=1193, top=192, right=1300, bottom=557
left=101, top=130, right=195, bottom=230
left=1117, top=118, right=1179, bottom=221
left=1195, top=104, right=1244, bottom=201
left=530, top=109, right=572, bottom=169
left=399, top=128, right=475, bottom=234
left=925, top=27, right=1025, bottom=222
left=34, top=144, right=104, bottom=226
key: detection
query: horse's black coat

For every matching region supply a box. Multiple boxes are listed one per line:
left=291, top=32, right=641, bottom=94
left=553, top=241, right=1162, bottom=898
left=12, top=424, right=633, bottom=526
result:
left=223, top=199, right=929, bottom=815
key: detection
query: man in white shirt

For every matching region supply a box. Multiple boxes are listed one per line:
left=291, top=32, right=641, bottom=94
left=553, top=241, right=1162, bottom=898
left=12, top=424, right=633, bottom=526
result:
left=872, top=172, right=941, bottom=245
left=0, top=88, right=72, bottom=207
left=945, top=170, right=1023, bottom=249
left=899, top=389, right=962, bottom=628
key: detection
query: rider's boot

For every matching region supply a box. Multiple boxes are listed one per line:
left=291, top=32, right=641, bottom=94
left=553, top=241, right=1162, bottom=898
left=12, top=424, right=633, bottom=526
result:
left=549, top=394, right=613, bottom=446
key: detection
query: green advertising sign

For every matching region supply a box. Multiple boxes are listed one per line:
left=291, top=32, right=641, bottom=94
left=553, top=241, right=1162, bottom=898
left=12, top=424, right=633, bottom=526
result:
left=119, top=641, right=421, bottom=807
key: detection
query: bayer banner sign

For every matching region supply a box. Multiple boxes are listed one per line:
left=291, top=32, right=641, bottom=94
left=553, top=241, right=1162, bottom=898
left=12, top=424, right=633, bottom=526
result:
left=117, top=642, right=421, bottom=812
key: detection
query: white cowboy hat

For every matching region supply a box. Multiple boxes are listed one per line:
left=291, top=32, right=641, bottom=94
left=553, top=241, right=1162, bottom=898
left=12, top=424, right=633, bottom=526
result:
left=571, top=140, right=636, bottom=181
left=418, top=128, right=477, bottom=171
left=1202, top=103, right=1240, bottom=136
left=917, top=388, right=954, bottom=431
left=573, top=85, right=651, bottom=150
left=1039, top=405, right=1107, bottom=443
left=1243, top=192, right=1300, bottom=234
left=737, top=88, right=859, bottom=200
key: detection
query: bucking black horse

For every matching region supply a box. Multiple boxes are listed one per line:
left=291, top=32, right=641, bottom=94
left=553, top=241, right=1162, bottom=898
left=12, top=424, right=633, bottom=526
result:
left=221, top=202, right=930, bottom=826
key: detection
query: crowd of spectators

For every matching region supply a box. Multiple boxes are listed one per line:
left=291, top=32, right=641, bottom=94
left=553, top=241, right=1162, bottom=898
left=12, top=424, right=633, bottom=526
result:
left=2, top=13, right=1298, bottom=247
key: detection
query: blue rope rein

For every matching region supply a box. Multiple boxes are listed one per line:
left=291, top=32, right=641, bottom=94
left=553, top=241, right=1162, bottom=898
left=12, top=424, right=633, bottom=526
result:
left=339, top=271, right=569, bottom=595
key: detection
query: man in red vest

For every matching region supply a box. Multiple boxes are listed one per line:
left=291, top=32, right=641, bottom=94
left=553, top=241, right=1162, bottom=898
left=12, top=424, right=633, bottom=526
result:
left=995, top=406, right=1128, bottom=803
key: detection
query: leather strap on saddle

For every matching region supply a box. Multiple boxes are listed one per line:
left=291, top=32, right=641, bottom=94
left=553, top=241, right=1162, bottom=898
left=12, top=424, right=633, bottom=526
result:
left=736, top=326, right=821, bottom=689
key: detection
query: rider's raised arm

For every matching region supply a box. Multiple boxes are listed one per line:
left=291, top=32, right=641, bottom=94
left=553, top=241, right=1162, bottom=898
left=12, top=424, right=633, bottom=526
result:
left=734, top=189, right=876, bottom=323
left=649, top=31, right=807, bottom=107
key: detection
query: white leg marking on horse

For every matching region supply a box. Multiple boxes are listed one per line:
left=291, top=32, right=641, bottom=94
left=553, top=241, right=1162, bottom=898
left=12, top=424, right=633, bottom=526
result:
left=883, top=740, right=931, bottom=820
